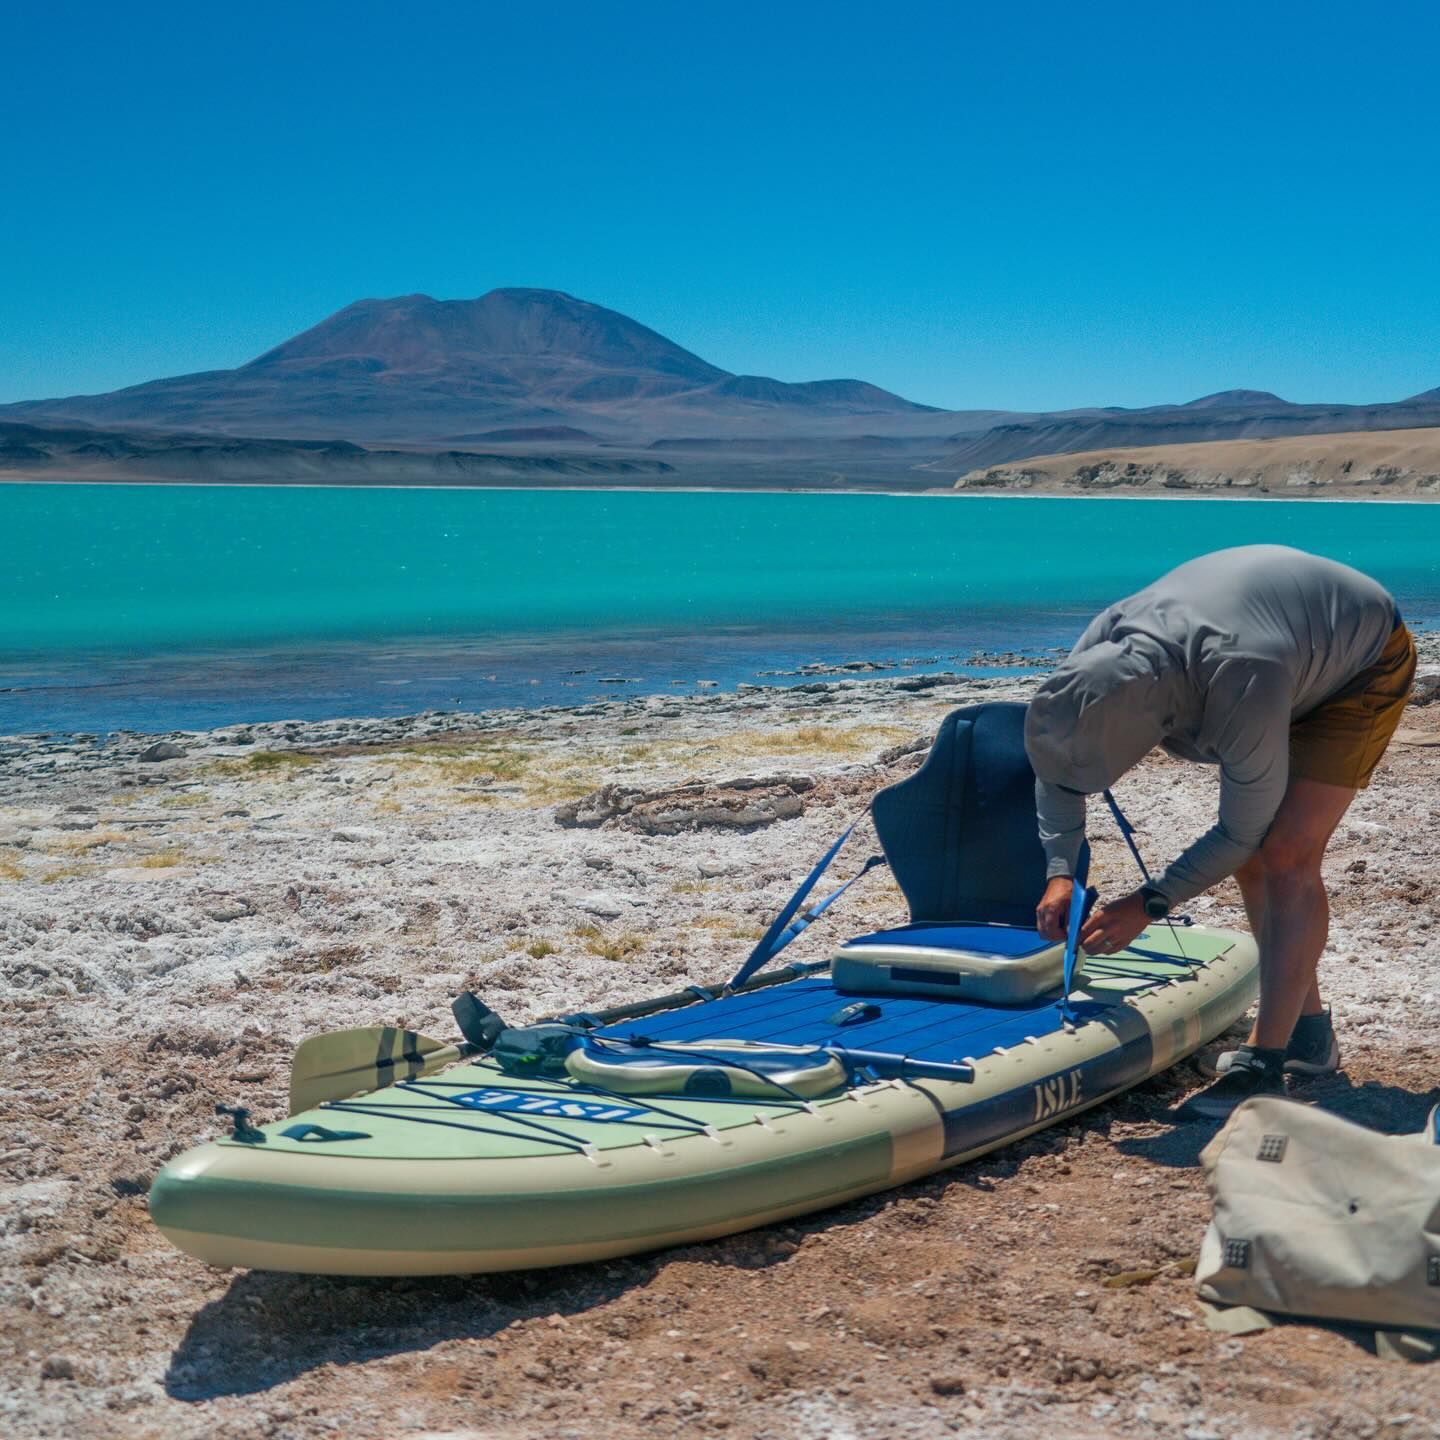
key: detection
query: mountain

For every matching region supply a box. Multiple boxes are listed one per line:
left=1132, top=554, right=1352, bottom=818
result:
left=4, top=289, right=943, bottom=444
left=5, top=289, right=1438, bottom=472
left=1174, top=389, right=1287, bottom=410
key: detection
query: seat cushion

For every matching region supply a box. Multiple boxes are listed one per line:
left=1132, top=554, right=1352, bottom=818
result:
left=844, top=923, right=1053, bottom=958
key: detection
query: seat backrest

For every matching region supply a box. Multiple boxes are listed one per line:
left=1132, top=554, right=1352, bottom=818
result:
left=871, top=701, right=1085, bottom=927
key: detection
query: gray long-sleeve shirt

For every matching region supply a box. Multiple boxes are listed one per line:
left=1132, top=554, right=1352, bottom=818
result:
left=1024, top=545, right=1397, bottom=904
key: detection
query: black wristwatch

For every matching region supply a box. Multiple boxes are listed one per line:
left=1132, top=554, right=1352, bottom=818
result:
left=1139, top=885, right=1171, bottom=919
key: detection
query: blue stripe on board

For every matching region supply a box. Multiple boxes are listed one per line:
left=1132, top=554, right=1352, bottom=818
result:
left=938, top=1002, right=1154, bottom=1157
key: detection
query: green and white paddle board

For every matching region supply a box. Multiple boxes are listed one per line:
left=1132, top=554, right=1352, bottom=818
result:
left=149, top=924, right=1256, bottom=1275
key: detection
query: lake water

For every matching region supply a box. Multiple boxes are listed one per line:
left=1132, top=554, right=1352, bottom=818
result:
left=4, top=484, right=1439, bottom=734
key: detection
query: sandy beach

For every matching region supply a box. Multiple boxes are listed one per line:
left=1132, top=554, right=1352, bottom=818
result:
left=4, top=641, right=1440, bottom=1440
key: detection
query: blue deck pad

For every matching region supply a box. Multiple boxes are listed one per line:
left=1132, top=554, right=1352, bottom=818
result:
left=596, top=975, right=1125, bottom=1066
left=845, top=923, right=1052, bottom=957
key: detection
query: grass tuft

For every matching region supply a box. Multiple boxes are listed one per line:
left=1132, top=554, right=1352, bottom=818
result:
left=136, top=849, right=187, bottom=868
left=525, top=939, right=559, bottom=960
left=0, top=855, right=25, bottom=881
left=583, top=931, right=646, bottom=962
left=40, top=864, right=90, bottom=884
left=46, top=828, right=127, bottom=854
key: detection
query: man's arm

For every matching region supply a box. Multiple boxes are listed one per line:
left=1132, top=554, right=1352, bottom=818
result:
left=1035, top=777, right=1086, bottom=880
left=1152, top=659, right=1292, bottom=905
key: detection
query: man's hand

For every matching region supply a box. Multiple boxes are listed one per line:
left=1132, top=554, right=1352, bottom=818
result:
left=1035, top=877, right=1075, bottom=941
left=1079, top=890, right=1149, bottom=956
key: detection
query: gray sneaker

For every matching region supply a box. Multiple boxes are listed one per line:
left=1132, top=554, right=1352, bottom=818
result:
left=1212, top=1008, right=1340, bottom=1077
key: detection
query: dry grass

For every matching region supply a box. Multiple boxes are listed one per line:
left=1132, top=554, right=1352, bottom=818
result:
left=607, top=722, right=917, bottom=775
left=210, top=751, right=319, bottom=777
left=691, top=913, right=767, bottom=942
left=158, top=791, right=208, bottom=808
left=40, top=864, right=91, bottom=885
left=525, top=939, right=559, bottom=960
left=693, top=914, right=738, bottom=931
left=583, top=931, right=646, bottom=962
left=42, top=827, right=128, bottom=854
left=0, top=855, right=25, bottom=881
left=135, top=848, right=191, bottom=869
left=290, top=943, right=364, bottom=974
left=379, top=742, right=601, bottom=808
left=522, top=772, right=598, bottom=804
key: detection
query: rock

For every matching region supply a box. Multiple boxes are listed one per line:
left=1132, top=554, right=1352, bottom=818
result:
left=929, top=1374, right=967, bottom=1396
left=40, top=1355, right=76, bottom=1380
left=1410, top=671, right=1440, bottom=707
left=878, top=735, right=930, bottom=765
left=556, top=775, right=813, bottom=834
left=139, top=742, right=186, bottom=762
left=571, top=891, right=625, bottom=918
left=206, top=902, right=251, bottom=922
left=894, top=674, right=957, bottom=692
left=333, top=826, right=382, bottom=843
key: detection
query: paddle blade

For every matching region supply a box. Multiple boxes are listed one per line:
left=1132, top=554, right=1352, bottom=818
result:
left=289, top=1026, right=462, bottom=1115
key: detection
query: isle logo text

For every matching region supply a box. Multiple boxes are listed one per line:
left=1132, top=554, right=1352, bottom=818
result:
left=1033, top=1068, right=1083, bottom=1122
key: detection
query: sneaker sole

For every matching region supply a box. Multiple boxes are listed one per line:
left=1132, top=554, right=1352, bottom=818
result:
left=1210, top=1034, right=1341, bottom=1077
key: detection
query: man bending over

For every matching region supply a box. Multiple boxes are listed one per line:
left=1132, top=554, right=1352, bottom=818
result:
left=1024, top=545, right=1415, bottom=1118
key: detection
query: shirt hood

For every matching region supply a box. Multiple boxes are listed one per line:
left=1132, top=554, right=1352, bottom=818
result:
left=1025, top=635, right=1183, bottom=793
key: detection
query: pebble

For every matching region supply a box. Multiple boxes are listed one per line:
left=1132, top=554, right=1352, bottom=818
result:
left=333, top=826, right=382, bottom=843
left=930, top=1374, right=967, bottom=1395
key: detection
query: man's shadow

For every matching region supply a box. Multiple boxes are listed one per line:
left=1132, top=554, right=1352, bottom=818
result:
left=1116, top=1060, right=1440, bottom=1169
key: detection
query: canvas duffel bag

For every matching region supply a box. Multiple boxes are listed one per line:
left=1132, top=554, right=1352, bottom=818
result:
left=1196, top=1095, right=1440, bottom=1333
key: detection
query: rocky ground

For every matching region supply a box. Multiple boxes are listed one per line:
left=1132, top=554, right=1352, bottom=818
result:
left=3, top=641, right=1440, bottom=1440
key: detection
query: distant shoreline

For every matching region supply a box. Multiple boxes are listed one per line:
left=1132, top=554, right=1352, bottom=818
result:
left=5, top=475, right=1440, bottom=503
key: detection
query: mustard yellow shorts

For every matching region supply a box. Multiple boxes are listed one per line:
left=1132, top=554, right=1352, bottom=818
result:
left=1289, top=620, right=1417, bottom=789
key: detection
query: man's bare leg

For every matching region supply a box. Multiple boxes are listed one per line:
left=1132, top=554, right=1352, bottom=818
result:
left=1242, top=777, right=1356, bottom=1050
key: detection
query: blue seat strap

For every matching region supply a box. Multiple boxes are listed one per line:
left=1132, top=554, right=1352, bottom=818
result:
left=1103, top=788, right=1153, bottom=884
left=759, top=855, right=886, bottom=966
left=1061, top=865, right=1087, bottom=1009
left=1103, top=787, right=1194, bottom=963
left=727, top=822, right=881, bottom=989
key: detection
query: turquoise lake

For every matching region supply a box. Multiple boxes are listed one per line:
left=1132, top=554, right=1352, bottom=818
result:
left=4, top=485, right=1439, bottom=733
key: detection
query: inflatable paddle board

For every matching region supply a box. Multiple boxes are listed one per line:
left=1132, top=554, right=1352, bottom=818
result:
left=149, top=924, right=1256, bottom=1275
left=149, top=702, right=1259, bottom=1275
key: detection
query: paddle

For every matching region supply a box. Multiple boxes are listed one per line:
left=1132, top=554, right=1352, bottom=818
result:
left=288, top=1026, right=475, bottom=1115
left=287, top=967, right=831, bottom=1114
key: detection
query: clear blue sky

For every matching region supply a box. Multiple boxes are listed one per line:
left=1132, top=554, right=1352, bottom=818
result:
left=4, top=1, right=1438, bottom=412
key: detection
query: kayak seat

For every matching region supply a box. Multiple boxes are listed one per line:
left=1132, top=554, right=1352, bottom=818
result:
left=844, top=922, right=1054, bottom=957
left=833, top=702, right=1090, bottom=1004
